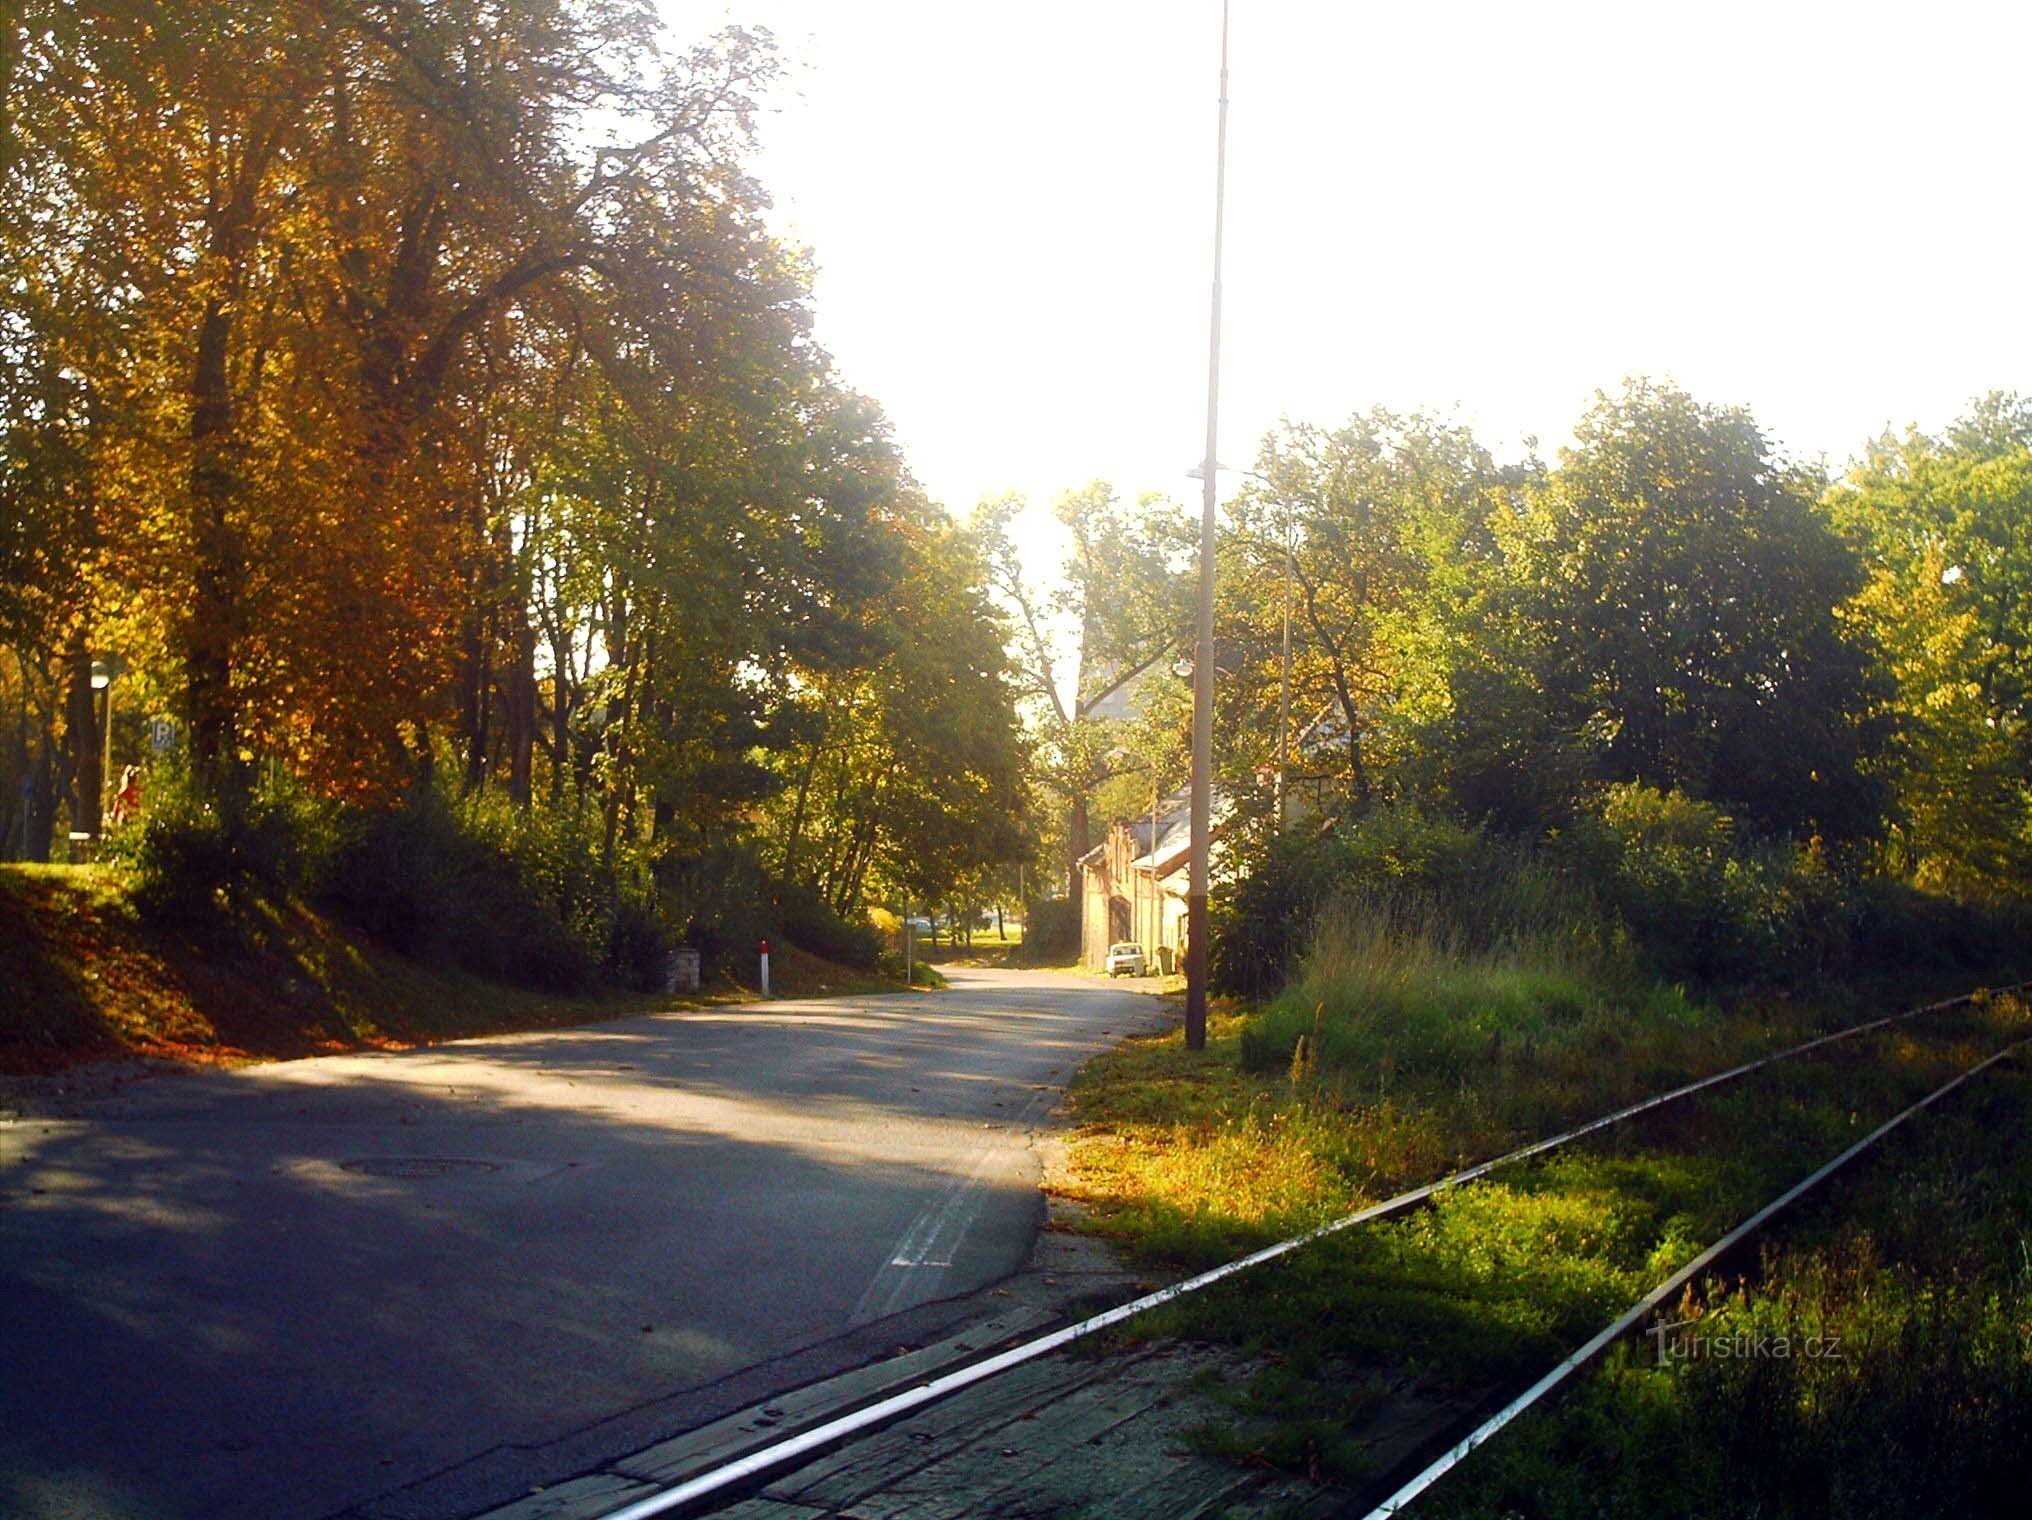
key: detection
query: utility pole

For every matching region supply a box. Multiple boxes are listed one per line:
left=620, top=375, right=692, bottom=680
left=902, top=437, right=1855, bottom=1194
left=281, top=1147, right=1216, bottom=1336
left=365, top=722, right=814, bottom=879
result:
left=1276, top=518, right=1292, bottom=831
left=1185, top=0, right=1229, bottom=1052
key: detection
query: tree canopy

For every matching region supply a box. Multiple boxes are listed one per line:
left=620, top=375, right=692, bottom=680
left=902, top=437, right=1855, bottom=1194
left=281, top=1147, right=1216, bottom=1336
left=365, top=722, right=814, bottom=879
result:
left=2, top=0, right=1027, bottom=932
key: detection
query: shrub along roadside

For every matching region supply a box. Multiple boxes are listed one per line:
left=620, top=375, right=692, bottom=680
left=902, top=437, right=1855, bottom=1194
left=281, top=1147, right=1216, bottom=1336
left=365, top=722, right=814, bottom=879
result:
left=0, top=861, right=680, bottom=1072
left=108, top=771, right=885, bottom=996
left=1013, top=894, right=1080, bottom=965
left=1212, top=792, right=2032, bottom=1004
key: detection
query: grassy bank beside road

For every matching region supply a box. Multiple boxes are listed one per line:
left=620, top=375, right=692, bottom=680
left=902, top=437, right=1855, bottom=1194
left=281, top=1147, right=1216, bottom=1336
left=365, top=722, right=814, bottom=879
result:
left=1050, top=847, right=2032, bottom=1495
left=1059, top=970, right=2030, bottom=1491
left=1061, top=821, right=2032, bottom=1270
left=0, top=864, right=890, bottom=1075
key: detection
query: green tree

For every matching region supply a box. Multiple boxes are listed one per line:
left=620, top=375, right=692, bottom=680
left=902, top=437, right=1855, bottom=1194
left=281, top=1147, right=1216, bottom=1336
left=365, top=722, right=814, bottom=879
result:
left=1500, top=381, right=1884, bottom=841
left=767, top=517, right=1027, bottom=917
left=1222, top=409, right=1499, bottom=821
left=1830, top=394, right=2032, bottom=891
left=973, top=483, right=1188, bottom=893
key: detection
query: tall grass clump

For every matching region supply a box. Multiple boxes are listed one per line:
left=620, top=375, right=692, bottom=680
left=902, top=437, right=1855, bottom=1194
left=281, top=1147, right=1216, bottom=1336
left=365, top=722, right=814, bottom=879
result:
left=1214, top=805, right=1527, bottom=998
left=1239, top=848, right=1698, bottom=1086
left=1218, top=790, right=2032, bottom=1025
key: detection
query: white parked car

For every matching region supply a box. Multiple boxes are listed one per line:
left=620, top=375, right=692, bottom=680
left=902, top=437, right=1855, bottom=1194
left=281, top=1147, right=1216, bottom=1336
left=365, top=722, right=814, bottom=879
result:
left=1105, top=941, right=1146, bottom=977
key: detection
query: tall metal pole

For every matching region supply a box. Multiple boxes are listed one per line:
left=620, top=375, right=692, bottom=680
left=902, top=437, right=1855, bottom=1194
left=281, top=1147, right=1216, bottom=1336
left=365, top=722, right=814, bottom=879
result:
left=1276, top=523, right=1291, bottom=831
left=100, top=681, right=115, bottom=829
left=1185, top=0, right=1229, bottom=1051
left=1150, top=781, right=1160, bottom=960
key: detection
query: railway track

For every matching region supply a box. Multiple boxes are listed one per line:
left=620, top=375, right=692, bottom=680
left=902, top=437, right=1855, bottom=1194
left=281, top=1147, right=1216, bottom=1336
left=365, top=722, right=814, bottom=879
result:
left=537, top=981, right=2031, bottom=1520
left=1359, top=1025, right=2030, bottom=1518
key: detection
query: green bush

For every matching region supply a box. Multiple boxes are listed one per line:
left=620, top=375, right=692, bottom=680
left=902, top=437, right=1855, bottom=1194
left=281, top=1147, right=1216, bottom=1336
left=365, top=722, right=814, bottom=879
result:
left=1562, top=784, right=1791, bottom=984
left=1014, top=894, right=1079, bottom=963
left=656, top=843, right=770, bottom=980
left=1238, top=858, right=1675, bottom=1085
left=125, top=794, right=250, bottom=925
left=772, top=877, right=882, bottom=969
left=119, top=772, right=332, bottom=928
left=1848, top=875, right=2032, bottom=982
left=1225, top=789, right=2032, bottom=1015
left=653, top=850, right=883, bottom=983
left=324, top=795, right=603, bottom=989
left=1556, top=783, right=2025, bottom=988
left=607, top=896, right=675, bottom=992
left=1213, top=806, right=1565, bottom=997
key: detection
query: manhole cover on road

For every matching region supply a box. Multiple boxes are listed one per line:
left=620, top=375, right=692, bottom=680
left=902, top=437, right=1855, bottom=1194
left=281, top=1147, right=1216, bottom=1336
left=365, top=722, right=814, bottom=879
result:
left=340, top=1157, right=502, bottom=1179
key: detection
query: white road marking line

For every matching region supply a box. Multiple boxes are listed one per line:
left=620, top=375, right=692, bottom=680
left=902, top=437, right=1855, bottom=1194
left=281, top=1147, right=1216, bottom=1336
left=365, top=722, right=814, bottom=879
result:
left=848, top=1088, right=1057, bottom=1326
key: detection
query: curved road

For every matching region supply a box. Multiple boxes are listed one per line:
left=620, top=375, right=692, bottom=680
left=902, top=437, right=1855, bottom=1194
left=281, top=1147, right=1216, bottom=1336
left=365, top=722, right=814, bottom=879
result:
left=0, top=966, right=1166, bottom=1520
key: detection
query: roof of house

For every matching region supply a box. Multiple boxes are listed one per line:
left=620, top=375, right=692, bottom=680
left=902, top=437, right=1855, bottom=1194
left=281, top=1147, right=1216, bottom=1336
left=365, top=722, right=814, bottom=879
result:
left=1131, top=813, right=1193, bottom=878
left=1078, top=785, right=1227, bottom=885
left=1129, top=786, right=1229, bottom=880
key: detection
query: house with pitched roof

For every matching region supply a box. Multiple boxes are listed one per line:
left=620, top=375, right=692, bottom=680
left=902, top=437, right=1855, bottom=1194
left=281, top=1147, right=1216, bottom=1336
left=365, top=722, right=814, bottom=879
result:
left=1076, top=787, right=1211, bottom=972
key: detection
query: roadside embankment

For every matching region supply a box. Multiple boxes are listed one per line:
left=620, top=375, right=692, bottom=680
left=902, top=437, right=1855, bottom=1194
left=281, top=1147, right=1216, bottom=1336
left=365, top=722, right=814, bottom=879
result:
left=0, top=863, right=885, bottom=1076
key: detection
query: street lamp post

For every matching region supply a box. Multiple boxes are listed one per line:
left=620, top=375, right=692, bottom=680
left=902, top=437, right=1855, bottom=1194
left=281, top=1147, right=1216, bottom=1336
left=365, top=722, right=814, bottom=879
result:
left=1149, top=780, right=1160, bottom=961
left=90, top=660, right=114, bottom=834
left=1185, top=0, right=1230, bottom=1052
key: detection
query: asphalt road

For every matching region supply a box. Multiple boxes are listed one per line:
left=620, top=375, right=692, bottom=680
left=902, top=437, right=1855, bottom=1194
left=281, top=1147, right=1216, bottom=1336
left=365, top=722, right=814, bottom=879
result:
left=0, top=965, right=1165, bottom=1520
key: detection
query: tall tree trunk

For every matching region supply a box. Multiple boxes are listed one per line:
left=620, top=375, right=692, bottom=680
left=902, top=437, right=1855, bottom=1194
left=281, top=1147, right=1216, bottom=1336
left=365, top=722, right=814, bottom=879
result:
left=505, top=611, right=536, bottom=808
left=456, top=606, right=484, bottom=793
left=780, top=729, right=827, bottom=885
left=180, top=99, right=293, bottom=811
left=64, top=647, right=102, bottom=838
left=186, top=289, right=246, bottom=807
left=600, top=618, right=644, bottom=862
left=547, top=623, right=573, bottom=802
left=25, top=721, right=58, bottom=862
left=501, top=507, right=537, bottom=809
left=838, top=773, right=892, bottom=912
left=1065, top=795, right=1091, bottom=899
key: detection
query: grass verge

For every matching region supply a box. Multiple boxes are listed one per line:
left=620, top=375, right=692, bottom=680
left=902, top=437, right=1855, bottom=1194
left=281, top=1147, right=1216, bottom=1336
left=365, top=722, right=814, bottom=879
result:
left=1054, top=871, right=2029, bottom=1493
left=1418, top=1034, right=2032, bottom=1519
left=1096, top=997, right=2029, bottom=1489
left=0, top=864, right=893, bottom=1074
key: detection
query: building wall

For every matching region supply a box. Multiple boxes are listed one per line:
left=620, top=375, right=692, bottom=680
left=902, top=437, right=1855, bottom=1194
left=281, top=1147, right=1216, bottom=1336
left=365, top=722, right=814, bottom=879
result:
left=1080, top=822, right=1148, bottom=968
left=1080, top=861, right=1113, bottom=969
left=1084, top=817, right=1209, bottom=971
left=1156, top=885, right=1188, bottom=969
left=1081, top=798, right=1218, bottom=973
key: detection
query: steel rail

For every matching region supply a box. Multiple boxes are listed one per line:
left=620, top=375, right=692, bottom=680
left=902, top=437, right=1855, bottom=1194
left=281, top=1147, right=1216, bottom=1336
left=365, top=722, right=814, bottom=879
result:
left=1360, top=1034, right=2030, bottom=1518
left=598, top=981, right=2025, bottom=1520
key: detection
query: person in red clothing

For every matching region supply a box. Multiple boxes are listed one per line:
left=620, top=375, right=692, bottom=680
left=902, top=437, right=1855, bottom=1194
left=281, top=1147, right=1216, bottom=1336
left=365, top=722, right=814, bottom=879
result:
left=109, top=764, right=141, bottom=828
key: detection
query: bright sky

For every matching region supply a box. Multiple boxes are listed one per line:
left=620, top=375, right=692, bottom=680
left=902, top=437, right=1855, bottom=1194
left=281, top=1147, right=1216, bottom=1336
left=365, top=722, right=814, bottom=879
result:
left=674, top=0, right=2032, bottom=518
